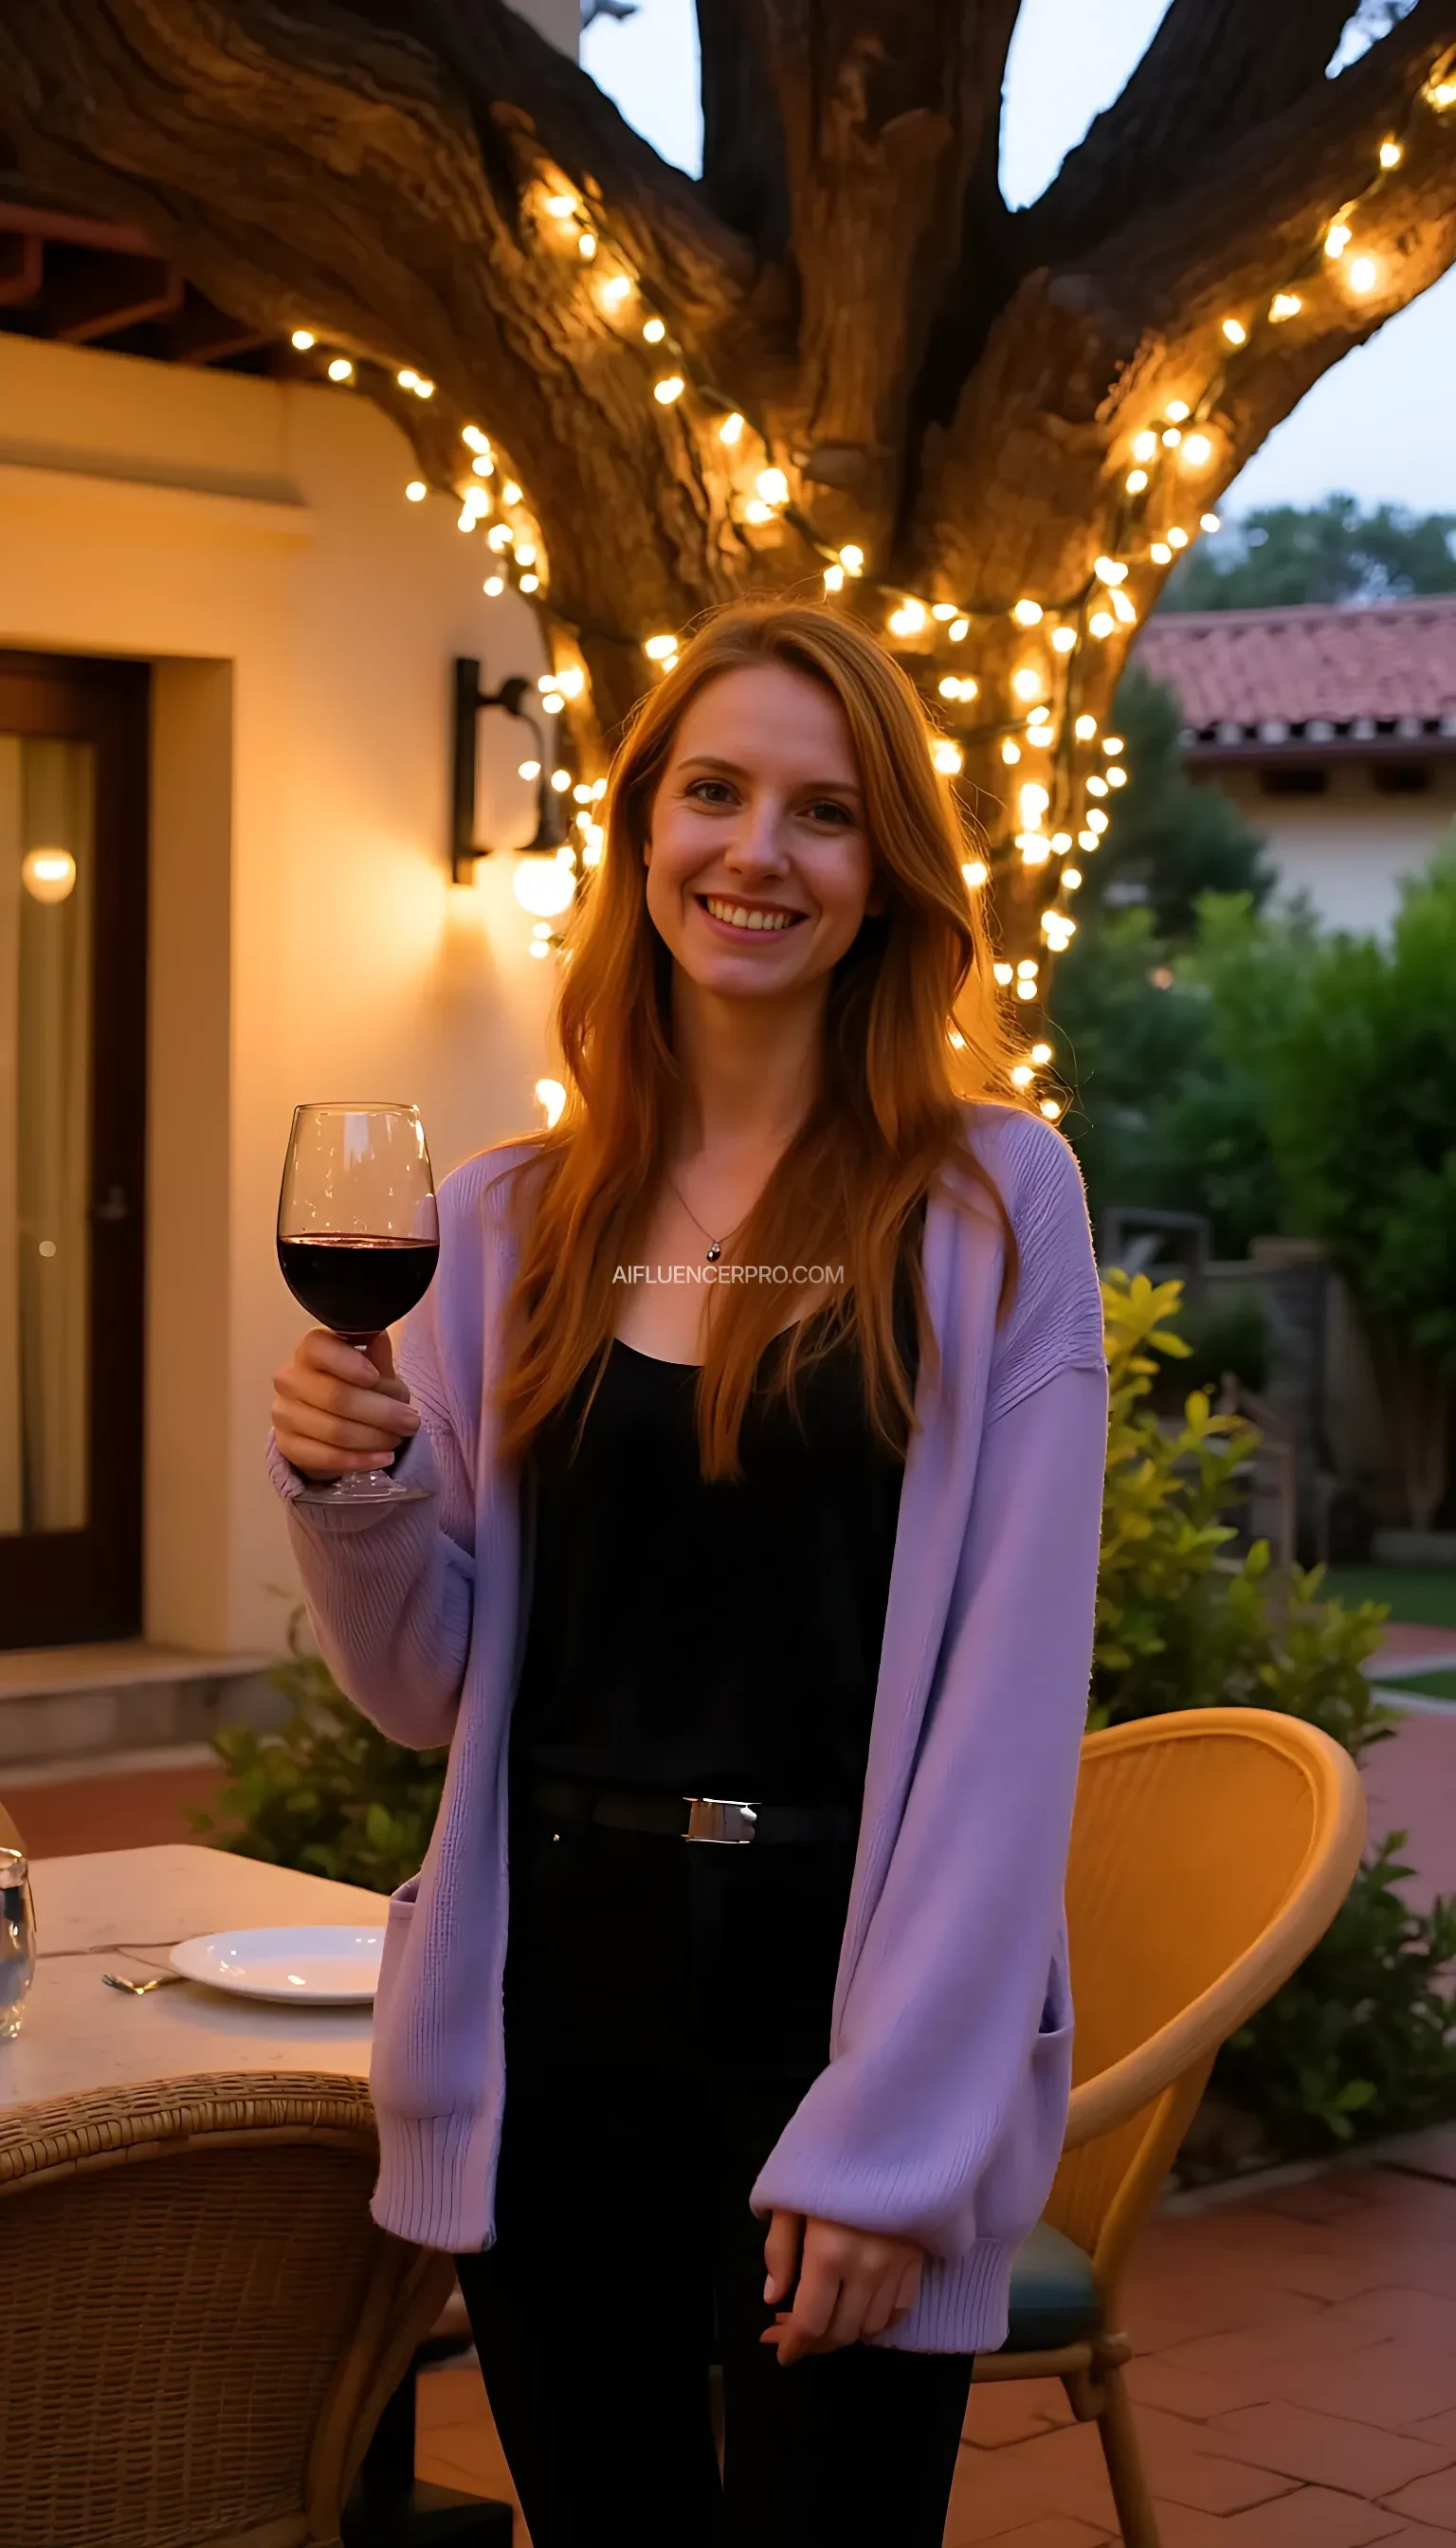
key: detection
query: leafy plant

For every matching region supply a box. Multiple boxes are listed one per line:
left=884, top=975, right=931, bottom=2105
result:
left=189, top=1607, right=446, bottom=1893
left=1100, top=1269, right=1456, bottom=2165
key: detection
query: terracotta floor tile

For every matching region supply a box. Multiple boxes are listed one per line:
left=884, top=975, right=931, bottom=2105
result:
left=1145, top=2509, right=1246, bottom=2548
left=1337, top=2291, right=1456, bottom=2350
left=957, top=2522, right=1113, bottom=2548
left=965, top=2379, right=1076, bottom=2448
left=1207, top=2399, right=1453, bottom=2496
left=995, top=2424, right=1120, bottom=2528
left=1151, top=2309, right=1384, bottom=2378
left=1125, top=2354, right=1283, bottom=2420
left=1378, top=2465, right=1456, bottom=2529
left=1410, top=2411, right=1456, bottom=2454
left=1248, top=2175, right=1388, bottom=2225
left=1267, top=2338, right=1456, bottom=2430
left=1363, top=2529, right=1456, bottom=2546
left=947, top=2449, right=1066, bottom=2540
left=1201, top=2485, right=1422, bottom=2545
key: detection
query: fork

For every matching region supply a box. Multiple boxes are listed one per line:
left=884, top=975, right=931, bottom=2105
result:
left=101, top=1964, right=185, bottom=1994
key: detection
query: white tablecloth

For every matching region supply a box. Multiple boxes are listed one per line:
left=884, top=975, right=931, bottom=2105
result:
left=2, top=1843, right=388, bottom=2108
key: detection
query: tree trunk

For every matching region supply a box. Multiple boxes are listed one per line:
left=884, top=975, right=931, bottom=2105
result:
left=2, top=0, right=1455, bottom=981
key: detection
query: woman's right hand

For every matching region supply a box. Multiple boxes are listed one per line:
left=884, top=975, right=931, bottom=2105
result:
left=271, top=1330, right=423, bottom=1478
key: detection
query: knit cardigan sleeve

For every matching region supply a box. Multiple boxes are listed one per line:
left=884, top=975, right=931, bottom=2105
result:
left=264, top=1161, right=489, bottom=1750
left=748, top=1119, right=1108, bottom=2266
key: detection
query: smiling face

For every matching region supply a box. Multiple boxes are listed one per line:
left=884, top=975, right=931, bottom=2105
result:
left=642, top=663, right=886, bottom=1002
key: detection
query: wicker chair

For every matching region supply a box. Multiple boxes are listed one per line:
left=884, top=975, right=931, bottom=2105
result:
left=0, top=2069, right=458, bottom=2548
left=977, top=1706, right=1367, bottom=2548
left=0, top=1795, right=24, bottom=1852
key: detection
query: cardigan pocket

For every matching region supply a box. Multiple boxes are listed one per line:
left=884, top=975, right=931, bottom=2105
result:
left=975, top=1947, right=1075, bottom=2244
left=370, top=1877, right=420, bottom=2077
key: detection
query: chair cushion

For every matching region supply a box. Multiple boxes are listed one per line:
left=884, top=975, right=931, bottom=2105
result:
left=999, top=2220, right=1099, bottom=2353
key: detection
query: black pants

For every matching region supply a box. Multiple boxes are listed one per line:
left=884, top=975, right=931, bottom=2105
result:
left=453, top=1778, right=974, bottom=2547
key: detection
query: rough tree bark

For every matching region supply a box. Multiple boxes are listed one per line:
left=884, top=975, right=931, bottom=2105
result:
left=1, top=0, right=1453, bottom=973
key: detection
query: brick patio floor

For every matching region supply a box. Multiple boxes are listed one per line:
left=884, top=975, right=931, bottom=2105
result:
left=417, top=2139, right=1456, bottom=2543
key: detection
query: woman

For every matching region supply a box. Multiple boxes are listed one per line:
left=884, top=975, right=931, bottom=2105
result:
left=269, top=600, right=1108, bottom=2546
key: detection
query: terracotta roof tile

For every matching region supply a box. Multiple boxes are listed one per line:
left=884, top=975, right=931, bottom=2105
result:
left=1136, top=594, right=1456, bottom=744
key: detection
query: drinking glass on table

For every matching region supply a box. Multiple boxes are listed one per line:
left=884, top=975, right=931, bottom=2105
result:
left=277, top=1101, right=440, bottom=1509
left=1, top=1848, right=36, bottom=2039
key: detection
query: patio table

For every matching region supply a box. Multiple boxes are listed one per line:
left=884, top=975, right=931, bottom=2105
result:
left=1, top=1842, right=507, bottom=2543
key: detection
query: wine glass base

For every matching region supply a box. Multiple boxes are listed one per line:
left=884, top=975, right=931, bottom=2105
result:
left=293, top=1472, right=435, bottom=1509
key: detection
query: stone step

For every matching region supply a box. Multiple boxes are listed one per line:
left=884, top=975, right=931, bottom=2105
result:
left=0, top=1641, right=285, bottom=1770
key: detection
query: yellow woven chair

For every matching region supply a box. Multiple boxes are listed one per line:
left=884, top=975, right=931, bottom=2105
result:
left=0, top=1796, right=24, bottom=1852
left=979, top=1705, right=1367, bottom=2547
left=0, top=2070, right=457, bottom=2548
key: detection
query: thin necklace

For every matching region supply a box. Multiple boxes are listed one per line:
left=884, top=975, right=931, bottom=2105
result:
left=665, top=1174, right=752, bottom=1265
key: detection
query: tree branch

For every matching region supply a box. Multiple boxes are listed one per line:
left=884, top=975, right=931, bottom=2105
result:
left=696, top=0, right=792, bottom=261
left=1019, top=0, right=1358, bottom=270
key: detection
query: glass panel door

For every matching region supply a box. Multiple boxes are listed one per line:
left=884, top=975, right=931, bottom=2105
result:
left=0, top=658, right=147, bottom=1647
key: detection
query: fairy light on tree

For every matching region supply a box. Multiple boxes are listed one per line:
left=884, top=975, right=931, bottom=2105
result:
left=14, top=14, right=1454, bottom=1030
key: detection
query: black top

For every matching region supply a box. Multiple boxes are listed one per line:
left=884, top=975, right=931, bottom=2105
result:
left=509, top=1208, right=925, bottom=1811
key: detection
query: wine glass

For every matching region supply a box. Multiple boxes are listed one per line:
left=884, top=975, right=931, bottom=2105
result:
left=277, top=1101, right=440, bottom=1508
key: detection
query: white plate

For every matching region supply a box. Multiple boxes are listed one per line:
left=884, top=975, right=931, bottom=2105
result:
left=169, top=1924, right=385, bottom=2004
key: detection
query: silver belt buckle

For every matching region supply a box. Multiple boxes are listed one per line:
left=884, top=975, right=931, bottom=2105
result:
left=683, top=1795, right=758, bottom=1846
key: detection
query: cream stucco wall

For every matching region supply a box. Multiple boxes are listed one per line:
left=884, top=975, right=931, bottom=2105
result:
left=1195, top=762, right=1456, bottom=938
left=0, top=330, right=568, bottom=1654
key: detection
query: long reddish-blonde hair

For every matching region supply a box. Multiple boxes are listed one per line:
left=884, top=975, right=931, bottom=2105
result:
left=492, top=598, right=1035, bottom=1482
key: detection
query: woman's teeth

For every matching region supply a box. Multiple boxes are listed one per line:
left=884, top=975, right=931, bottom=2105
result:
left=701, top=896, right=803, bottom=934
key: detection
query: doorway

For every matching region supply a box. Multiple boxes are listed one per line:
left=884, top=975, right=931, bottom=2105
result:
left=0, top=652, right=148, bottom=1647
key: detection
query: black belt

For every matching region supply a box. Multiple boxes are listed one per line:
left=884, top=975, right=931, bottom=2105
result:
left=522, top=1772, right=859, bottom=1849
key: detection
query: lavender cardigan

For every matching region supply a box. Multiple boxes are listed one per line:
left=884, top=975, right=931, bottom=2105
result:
left=267, top=1101, right=1108, bottom=2354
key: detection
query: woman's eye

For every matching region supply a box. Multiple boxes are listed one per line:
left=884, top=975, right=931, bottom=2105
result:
left=685, top=778, right=737, bottom=807
left=803, top=798, right=854, bottom=827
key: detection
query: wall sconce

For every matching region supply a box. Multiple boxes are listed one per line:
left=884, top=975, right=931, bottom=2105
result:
left=451, top=657, right=574, bottom=883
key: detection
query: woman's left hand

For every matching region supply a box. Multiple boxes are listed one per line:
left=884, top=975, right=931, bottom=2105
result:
left=760, top=2209, right=925, bottom=2363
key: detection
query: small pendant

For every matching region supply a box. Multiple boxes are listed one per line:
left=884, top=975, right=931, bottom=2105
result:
left=706, top=1241, right=721, bottom=1263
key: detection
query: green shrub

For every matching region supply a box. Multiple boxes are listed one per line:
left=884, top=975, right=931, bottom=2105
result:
left=202, top=1269, right=1456, bottom=2167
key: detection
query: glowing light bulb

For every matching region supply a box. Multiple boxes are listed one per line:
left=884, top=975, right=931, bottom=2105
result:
left=21, top=846, right=76, bottom=902
left=1051, top=831, right=1070, bottom=851
left=1086, top=808, right=1109, bottom=834
left=1150, top=540, right=1173, bottom=565
left=654, top=374, right=685, bottom=404
left=515, top=542, right=537, bottom=567
left=1326, top=221, right=1353, bottom=259
left=1348, top=255, right=1378, bottom=294
left=502, top=481, right=522, bottom=504
left=1181, top=433, right=1213, bottom=469
left=1165, top=399, right=1191, bottom=423
left=1028, top=705, right=1050, bottom=725
left=412, top=378, right=434, bottom=399
left=327, top=357, right=353, bottom=382
left=1093, top=556, right=1129, bottom=585
left=1167, top=526, right=1189, bottom=550
left=1074, top=716, right=1098, bottom=741
left=1001, top=738, right=1021, bottom=765
left=1107, top=766, right=1127, bottom=789
left=963, top=860, right=989, bottom=890
left=515, top=859, right=575, bottom=919
left=840, top=545, right=865, bottom=574
left=519, top=759, right=541, bottom=780
left=644, top=633, right=678, bottom=661
left=1269, top=293, right=1302, bottom=322
left=1086, top=774, right=1108, bottom=798
left=602, top=273, right=632, bottom=308
left=1041, top=1099, right=1063, bottom=1118
left=937, top=676, right=961, bottom=700
left=397, top=369, right=419, bottom=390
left=932, top=739, right=963, bottom=775
left=544, top=193, right=577, bottom=218
left=1088, top=610, right=1115, bottom=639
left=1020, top=782, right=1049, bottom=824
left=1102, top=737, right=1124, bottom=755
left=519, top=573, right=540, bottom=592
left=1162, top=428, right=1183, bottom=448
left=1200, top=512, right=1221, bottom=533
left=992, top=962, right=1013, bottom=985
left=536, top=1078, right=567, bottom=1126
left=577, top=231, right=597, bottom=261
left=546, top=769, right=569, bottom=792
left=1049, top=626, right=1077, bottom=654
left=756, top=467, right=790, bottom=504
left=1132, top=430, right=1158, bottom=464
left=719, top=411, right=745, bottom=445
left=928, top=603, right=956, bottom=623
left=290, top=328, right=315, bottom=350
left=1011, top=667, right=1043, bottom=701
left=643, top=318, right=667, bottom=344
left=1110, top=587, right=1138, bottom=625
left=1017, top=960, right=1038, bottom=977
left=1063, top=867, right=1083, bottom=890
left=1011, top=599, right=1043, bottom=627
left=887, top=598, right=928, bottom=637
left=1126, top=468, right=1149, bottom=494
left=1430, top=79, right=1456, bottom=108
left=824, top=563, right=845, bottom=592
left=744, top=500, right=774, bottom=524
left=949, top=617, right=970, bottom=643
left=471, top=454, right=495, bottom=478
left=405, top=480, right=427, bottom=502
left=484, top=574, right=504, bottom=595
left=1010, top=1064, right=1034, bottom=1088
left=1221, top=318, right=1247, bottom=346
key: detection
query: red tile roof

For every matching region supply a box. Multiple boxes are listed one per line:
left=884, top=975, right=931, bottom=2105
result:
left=1136, top=593, right=1456, bottom=751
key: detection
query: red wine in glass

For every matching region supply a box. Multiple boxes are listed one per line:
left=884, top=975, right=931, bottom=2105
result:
left=277, top=1102, right=440, bottom=1507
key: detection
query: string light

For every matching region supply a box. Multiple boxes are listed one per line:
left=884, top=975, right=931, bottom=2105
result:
left=643, top=318, right=667, bottom=344
left=644, top=633, right=678, bottom=661
left=405, top=480, right=427, bottom=502
left=1221, top=318, right=1247, bottom=346
left=1132, top=430, right=1158, bottom=463
left=1164, top=399, right=1191, bottom=423
left=839, top=545, right=865, bottom=574
left=327, top=356, right=352, bottom=382
left=653, top=375, right=685, bottom=404
left=1011, top=667, right=1043, bottom=701
left=1325, top=219, right=1353, bottom=258
left=601, top=273, right=632, bottom=308
left=484, top=575, right=504, bottom=595
left=1150, top=539, right=1173, bottom=564
left=932, top=739, right=964, bottom=774
left=502, top=481, right=522, bottom=504
left=949, top=617, right=970, bottom=643
left=888, top=598, right=928, bottom=637
left=1126, top=468, right=1149, bottom=493
left=719, top=411, right=745, bottom=445
left=756, top=467, right=790, bottom=504
left=1011, top=599, right=1043, bottom=627
left=1049, top=626, right=1077, bottom=654
left=1088, top=610, right=1115, bottom=639
left=1001, top=738, right=1021, bottom=765
left=290, top=328, right=315, bottom=350
left=824, top=563, right=846, bottom=592
left=1348, top=256, right=1379, bottom=294
left=1200, top=512, right=1221, bottom=533
left=1269, top=292, right=1302, bottom=321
